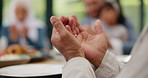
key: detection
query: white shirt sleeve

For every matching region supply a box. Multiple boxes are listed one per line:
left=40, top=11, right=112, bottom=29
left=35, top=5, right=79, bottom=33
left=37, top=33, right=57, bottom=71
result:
left=62, top=51, right=124, bottom=78
left=62, top=57, right=96, bottom=78
left=95, top=50, right=124, bottom=78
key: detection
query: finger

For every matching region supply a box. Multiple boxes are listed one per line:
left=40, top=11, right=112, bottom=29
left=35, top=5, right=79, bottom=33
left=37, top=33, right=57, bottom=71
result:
left=72, top=17, right=77, bottom=35
left=69, top=18, right=75, bottom=31
left=68, top=19, right=74, bottom=35
left=72, top=14, right=84, bottom=32
left=66, top=25, right=73, bottom=34
left=50, top=16, right=69, bottom=37
left=65, top=16, right=69, bottom=25
left=51, top=28, right=60, bottom=45
left=94, top=20, right=103, bottom=34
left=59, top=16, right=65, bottom=24
left=51, top=28, right=58, bottom=39
left=52, top=28, right=60, bottom=39
left=72, top=14, right=80, bottom=26
left=59, top=16, right=69, bottom=26
left=68, top=18, right=76, bottom=35
left=67, top=16, right=77, bottom=35
left=71, top=16, right=79, bottom=35
left=71, top=16, right=76, bottom=30
left=75, top=27, right=80, bottom=35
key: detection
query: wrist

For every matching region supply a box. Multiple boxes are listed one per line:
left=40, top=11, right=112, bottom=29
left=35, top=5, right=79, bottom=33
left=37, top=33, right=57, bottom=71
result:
left=93, top=59, right=102, bottom=69
left=92, top=50, right=107, bottom=68
left=65, top=49, right=85, bottom=61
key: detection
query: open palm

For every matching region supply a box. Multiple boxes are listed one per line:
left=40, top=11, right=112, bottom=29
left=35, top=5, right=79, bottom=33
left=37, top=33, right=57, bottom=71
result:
left=60, top=15, right=108, bottom=68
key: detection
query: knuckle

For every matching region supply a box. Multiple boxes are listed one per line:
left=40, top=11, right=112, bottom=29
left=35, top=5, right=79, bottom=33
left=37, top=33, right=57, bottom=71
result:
left=53, top=21, right=60, bottom=28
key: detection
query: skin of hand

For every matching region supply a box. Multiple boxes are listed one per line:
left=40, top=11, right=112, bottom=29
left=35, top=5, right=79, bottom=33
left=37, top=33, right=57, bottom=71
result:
left=60, top=15, right=108, bottom=68
left=83, top=26, right=96, bottom=35
left=60, top=16, right=112, bottom=49
left=50, top=16, right=85, bottom=61
left=9, top=25, right=19, bottom=42
left=83, top=26, right=112, bottom=49
left=20, top=26, right=28, bottom=38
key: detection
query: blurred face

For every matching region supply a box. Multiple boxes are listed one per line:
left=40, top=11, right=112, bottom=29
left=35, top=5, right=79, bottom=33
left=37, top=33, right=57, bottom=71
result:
left=83, top=0, right=104, bottom=18
left=15, top=6, right=28, bottom=22
left=100, top=7, right=118, bottom=26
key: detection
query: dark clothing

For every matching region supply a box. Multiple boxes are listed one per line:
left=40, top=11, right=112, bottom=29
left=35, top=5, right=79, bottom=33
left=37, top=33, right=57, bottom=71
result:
left=122, top=18, right=137, bottom=54
left=0, top=26, right=48, bottom=50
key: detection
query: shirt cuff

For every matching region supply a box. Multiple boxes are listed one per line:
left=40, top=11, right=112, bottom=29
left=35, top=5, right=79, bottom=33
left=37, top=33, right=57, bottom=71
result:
left=63, top=57, right=91, bottom=69
left=95, top=50, right=120, bottom=78
left=62, top=57, right=96, bottom=78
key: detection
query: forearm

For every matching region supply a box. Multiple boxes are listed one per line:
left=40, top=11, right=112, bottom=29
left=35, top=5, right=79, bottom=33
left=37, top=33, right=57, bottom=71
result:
left=62, top=57, right=96, bottom=78
left=95, top=50, right=124, bottom=78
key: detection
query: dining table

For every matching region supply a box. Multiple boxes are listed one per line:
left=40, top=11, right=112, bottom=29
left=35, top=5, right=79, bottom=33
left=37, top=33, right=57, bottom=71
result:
left=0, top=52, right=131, bottom=78
left=0, top=56, right=65, bottom=78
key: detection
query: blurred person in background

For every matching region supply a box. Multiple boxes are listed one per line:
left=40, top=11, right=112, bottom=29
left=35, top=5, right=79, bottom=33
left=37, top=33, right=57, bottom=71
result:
left=117, top=1, right=137, bottom=55
left=81, top=0, right=104, bottom=27
left=99, top=2, right=128, bottom=55
left=5, top=0, right=48, bottom=51
left=81, top=0, right=137, bottom=54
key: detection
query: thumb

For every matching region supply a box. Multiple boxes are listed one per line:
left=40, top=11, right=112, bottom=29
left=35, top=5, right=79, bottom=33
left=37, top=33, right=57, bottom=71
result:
left=94, top=20, right=103, bottom=34
left=50, top=16, right=69, bottom=37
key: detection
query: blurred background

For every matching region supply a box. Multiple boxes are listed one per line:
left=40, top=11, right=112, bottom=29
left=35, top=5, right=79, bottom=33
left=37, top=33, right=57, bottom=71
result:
left=0, top=0, right=148, bottom=67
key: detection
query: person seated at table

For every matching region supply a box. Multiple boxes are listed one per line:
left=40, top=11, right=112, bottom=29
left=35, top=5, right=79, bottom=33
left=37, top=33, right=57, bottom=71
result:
left=81, top=0, right=137, bottom=55
left=6, top=0, right=48, bottom=50
left=81, top=0, right=104, bottom=29
left=50, top=15, right=148, bottom=78
left=99, top=2, right=128, bottom=55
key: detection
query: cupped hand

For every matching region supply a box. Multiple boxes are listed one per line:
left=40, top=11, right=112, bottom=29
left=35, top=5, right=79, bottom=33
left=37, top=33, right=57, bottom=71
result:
left=50, top=16, right=85, bottom=61
left=9, top=25, right=19, bottom=42
left=60, top=15, right=108, bottom=68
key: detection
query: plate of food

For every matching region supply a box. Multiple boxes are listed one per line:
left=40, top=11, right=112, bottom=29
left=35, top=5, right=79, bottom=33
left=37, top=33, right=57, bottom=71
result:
left=27, top=49, right=48, bottom=62
left=0, top=54, right=31, bottom=68
left=0, top=44, right=48, bottom=64
left=0, top=64, right=63, bottom=78
left=0, top=44, right=32, bottom=67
